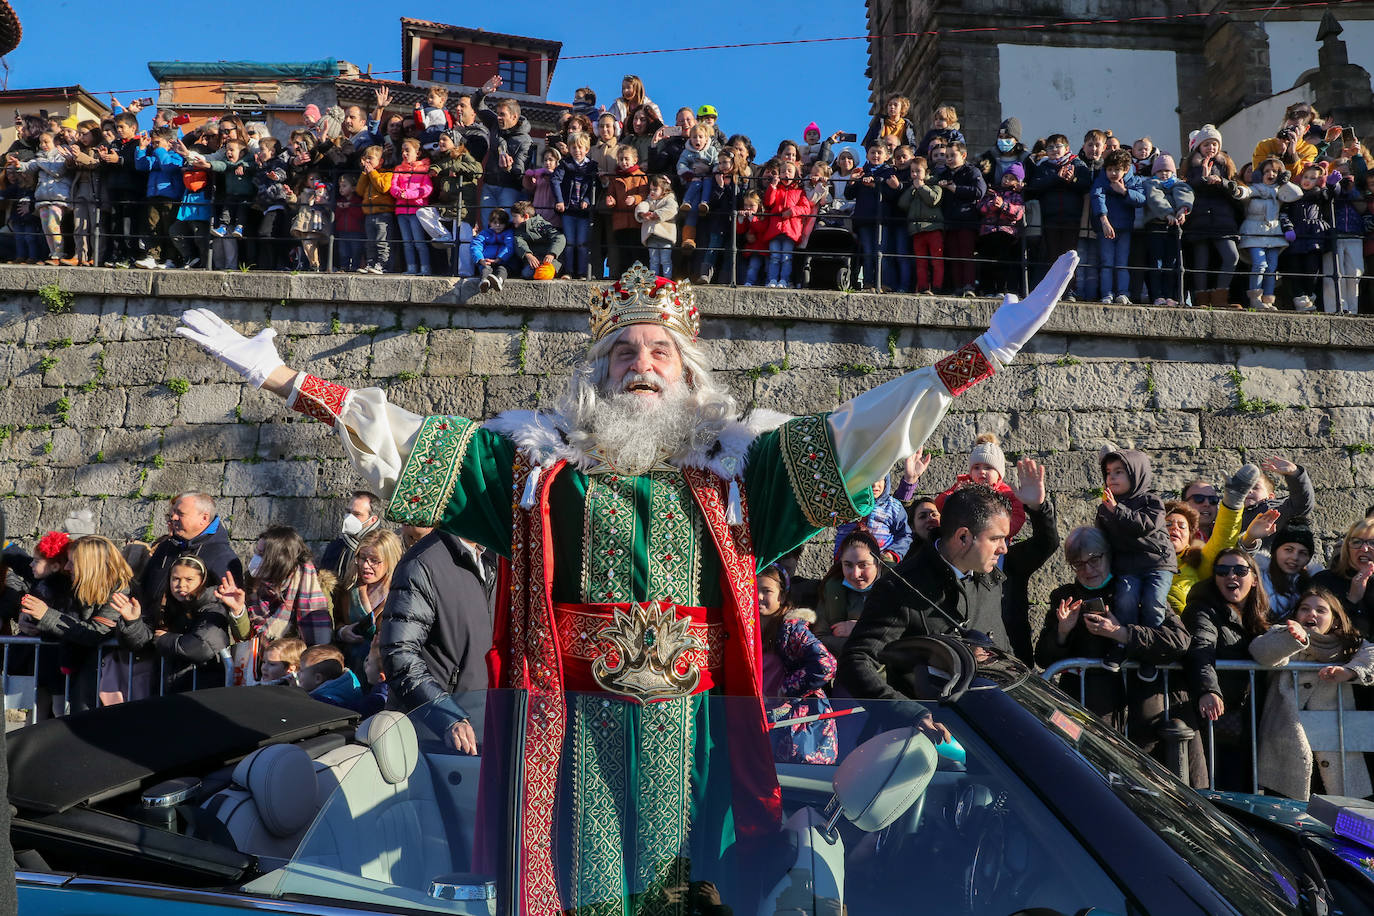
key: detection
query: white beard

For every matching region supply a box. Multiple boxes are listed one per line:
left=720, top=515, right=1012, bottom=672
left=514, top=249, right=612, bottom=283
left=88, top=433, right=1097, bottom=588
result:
left=583, top=379, right=698, bottom=475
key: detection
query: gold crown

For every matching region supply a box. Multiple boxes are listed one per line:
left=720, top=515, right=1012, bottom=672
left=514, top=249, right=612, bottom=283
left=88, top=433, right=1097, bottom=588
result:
left=589, top=263, right=700, bottom=343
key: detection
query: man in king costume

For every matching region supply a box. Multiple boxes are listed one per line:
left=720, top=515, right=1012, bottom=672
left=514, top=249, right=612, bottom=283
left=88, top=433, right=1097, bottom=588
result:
left=177, top=254, right=1077, bottom=915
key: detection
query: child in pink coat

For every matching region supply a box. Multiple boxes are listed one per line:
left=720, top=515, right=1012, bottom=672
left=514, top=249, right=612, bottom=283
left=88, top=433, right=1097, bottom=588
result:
left=389, top=138, right=434, bottom=275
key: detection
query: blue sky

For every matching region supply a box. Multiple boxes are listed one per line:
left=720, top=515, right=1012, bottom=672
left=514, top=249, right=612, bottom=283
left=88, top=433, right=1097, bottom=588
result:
left=7, top=0, right=874, bottom=155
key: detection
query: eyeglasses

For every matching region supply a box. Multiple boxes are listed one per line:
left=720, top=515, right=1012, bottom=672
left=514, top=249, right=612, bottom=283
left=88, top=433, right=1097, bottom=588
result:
left=357, top=555, right=386, bottom=567
left=1068, top=554, right=1104, bottom=570
left=1214, top=564, right=1251, bottom=578
left=1187, top=494, right=1221, bottom=506
left=1350, top=538, right=1374, bottom=550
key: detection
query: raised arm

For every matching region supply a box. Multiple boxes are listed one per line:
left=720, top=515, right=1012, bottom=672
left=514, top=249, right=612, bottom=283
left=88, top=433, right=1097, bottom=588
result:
left=177, top=309, right=423, bottom=497
left=828, top=252, right=1077, bottom=493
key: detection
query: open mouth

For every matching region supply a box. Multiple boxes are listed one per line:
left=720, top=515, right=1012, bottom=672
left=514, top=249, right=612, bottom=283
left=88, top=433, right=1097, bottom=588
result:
left=624, top=378, right=662, bottom=394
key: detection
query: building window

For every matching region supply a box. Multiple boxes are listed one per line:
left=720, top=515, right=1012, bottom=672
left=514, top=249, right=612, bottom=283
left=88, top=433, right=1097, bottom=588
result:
left=432, top=47, right=464, bottom=83
left=498, top=56, right=528, bottom=94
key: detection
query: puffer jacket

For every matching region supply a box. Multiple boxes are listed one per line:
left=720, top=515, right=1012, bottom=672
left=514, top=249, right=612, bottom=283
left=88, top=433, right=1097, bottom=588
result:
left=1097, top=449, right=1177, bottom=575
left=977, top=187, right=1024, bottom=236
left=1239, top=180, right=1303, bottom=249
left=22, top=151, right=73, bottom=204
left=606, top=166, right=649, bottom=233
left=380, top=531, right=494, bottom=736
left=677, top=141, right=719, bottom=182
left=388, top=158, right=433, bottom=215
left=552, top=155, right=598, bottom=212
left=1284, top=184, right=1334, bottom=254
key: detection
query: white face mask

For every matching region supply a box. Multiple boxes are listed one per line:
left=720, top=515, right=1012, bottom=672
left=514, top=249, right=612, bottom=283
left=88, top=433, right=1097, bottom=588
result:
left=247, top=554, right=263, bottom=576
left=342, top=514, right=365, bottom=537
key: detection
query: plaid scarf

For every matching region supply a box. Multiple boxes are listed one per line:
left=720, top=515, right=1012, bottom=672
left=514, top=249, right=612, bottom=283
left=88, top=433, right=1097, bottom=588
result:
left=248, top=561, right=331, bottom=646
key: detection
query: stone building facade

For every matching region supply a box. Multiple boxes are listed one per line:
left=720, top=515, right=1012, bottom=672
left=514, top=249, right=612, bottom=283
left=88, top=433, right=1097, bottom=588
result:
left=3, top=268, right=1374, bottom=611
left=866, top=1, right=1374, bottom=158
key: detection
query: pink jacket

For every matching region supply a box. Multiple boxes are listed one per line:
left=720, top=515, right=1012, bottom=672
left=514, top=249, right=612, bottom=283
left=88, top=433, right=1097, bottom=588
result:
left=389, top=159, right=433, bottom=214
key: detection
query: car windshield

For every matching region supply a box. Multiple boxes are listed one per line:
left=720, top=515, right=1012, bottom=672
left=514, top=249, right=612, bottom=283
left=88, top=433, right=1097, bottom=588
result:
left=1003, top=674, right=1302, bottom=914
left=257, top=688, right=1135, bottom=915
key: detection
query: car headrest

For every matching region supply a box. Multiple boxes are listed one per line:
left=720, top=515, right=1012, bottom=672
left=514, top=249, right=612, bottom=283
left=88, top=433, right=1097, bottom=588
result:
left=355, top=711, right=419, bottom=785
left=833, top=727, right=938, bottom=832
left=231, top=744, right=317, bottom=837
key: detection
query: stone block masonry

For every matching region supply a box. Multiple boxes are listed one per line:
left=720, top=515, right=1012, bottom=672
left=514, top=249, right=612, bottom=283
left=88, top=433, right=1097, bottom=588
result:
left=5, top=267, right=1374, bottom=619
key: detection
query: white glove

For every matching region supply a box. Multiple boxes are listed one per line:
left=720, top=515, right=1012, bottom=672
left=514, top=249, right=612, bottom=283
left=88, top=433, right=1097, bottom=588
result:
left=982, top=250, right=1078, bottom=364
left=176, top=308, right=284, bottom=389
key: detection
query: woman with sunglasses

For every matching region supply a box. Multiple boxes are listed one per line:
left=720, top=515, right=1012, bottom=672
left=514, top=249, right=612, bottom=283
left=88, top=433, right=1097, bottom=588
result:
left=1312, top=517, right=1374, bottom=636
left=110, top=554, right=232, bottom=692
left=1039, top=527, right=1207, bottom=782
left=1185, top=546, right=1271, bottom=790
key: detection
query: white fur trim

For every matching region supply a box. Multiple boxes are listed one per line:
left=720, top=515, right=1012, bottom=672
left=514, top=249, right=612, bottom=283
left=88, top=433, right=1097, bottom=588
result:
left=483, top=407, right=795, bottom=479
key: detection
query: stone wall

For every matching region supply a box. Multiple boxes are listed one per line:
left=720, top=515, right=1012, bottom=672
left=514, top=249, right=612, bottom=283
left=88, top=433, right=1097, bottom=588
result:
left=3, top=266, right=1374, bottom=613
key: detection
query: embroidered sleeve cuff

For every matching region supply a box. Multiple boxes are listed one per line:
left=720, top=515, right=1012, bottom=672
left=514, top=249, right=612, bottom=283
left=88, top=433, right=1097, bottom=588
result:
left=779, top=414, right=873, bottom=529
left=287, top=372, right=352, bottom=425
left=935, top=337, right=1000, bottom=397
left=387, top=415, right=478, bottom=527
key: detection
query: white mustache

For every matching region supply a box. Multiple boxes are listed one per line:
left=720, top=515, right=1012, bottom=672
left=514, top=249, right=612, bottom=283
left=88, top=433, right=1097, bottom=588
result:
left=621, top=371, right=666, bottom=393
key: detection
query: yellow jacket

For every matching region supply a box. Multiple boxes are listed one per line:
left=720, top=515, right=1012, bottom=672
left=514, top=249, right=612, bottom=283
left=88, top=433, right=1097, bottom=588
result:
left=357, top=169, right=395, bottom=215
left=1168, top=501, right=1245, bottom=614
left=1251, top=137, right=1318, bottom=174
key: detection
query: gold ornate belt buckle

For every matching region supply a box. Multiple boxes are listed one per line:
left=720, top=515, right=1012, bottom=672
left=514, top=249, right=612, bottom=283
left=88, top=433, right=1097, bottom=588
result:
left=591, top=602, right=705, bottom=702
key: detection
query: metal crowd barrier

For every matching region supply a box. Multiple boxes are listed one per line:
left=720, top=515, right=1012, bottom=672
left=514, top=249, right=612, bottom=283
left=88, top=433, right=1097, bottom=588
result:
left=0, top=635, right=233, bottom=726
left=1041, top=657, right=1370, bottom=794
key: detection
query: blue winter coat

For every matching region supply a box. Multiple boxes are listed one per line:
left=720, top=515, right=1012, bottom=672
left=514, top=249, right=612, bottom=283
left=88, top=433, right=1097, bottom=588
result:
left=471, top=226, right=515, bottom=263
left=834, top=487, right=914, bottom=560
left=134, top=145, right=185, bottom=200
left=1090, top=171, right=1146, bottom=230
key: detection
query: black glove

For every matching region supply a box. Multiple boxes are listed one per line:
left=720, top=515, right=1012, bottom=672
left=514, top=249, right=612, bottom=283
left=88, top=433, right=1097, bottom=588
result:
left=1223, top=463, right=1260, bottom=511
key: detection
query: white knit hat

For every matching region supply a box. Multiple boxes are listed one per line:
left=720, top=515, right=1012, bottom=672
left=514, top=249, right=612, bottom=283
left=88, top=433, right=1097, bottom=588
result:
left=968, top=434, right=1006, bottom=479
left=1189, top=124, right=1222, bottom=151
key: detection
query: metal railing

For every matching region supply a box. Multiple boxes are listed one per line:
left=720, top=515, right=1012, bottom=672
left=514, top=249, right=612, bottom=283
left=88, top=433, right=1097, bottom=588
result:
left=0, top=635, right=232, bottom=726
left=6, top=175, right=1371, bottom=310
left=1041, top=657, right=1369, bottom=794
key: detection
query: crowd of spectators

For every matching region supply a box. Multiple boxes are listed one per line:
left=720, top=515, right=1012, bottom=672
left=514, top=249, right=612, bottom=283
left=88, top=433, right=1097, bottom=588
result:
left=3, top=423, right=1371, bottom=800
left=6, top=78, right=1372, bottom=311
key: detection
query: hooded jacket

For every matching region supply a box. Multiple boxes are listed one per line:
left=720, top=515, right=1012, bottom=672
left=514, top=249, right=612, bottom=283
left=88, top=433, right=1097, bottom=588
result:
left=1096, top=449, right=1177, bottom=575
